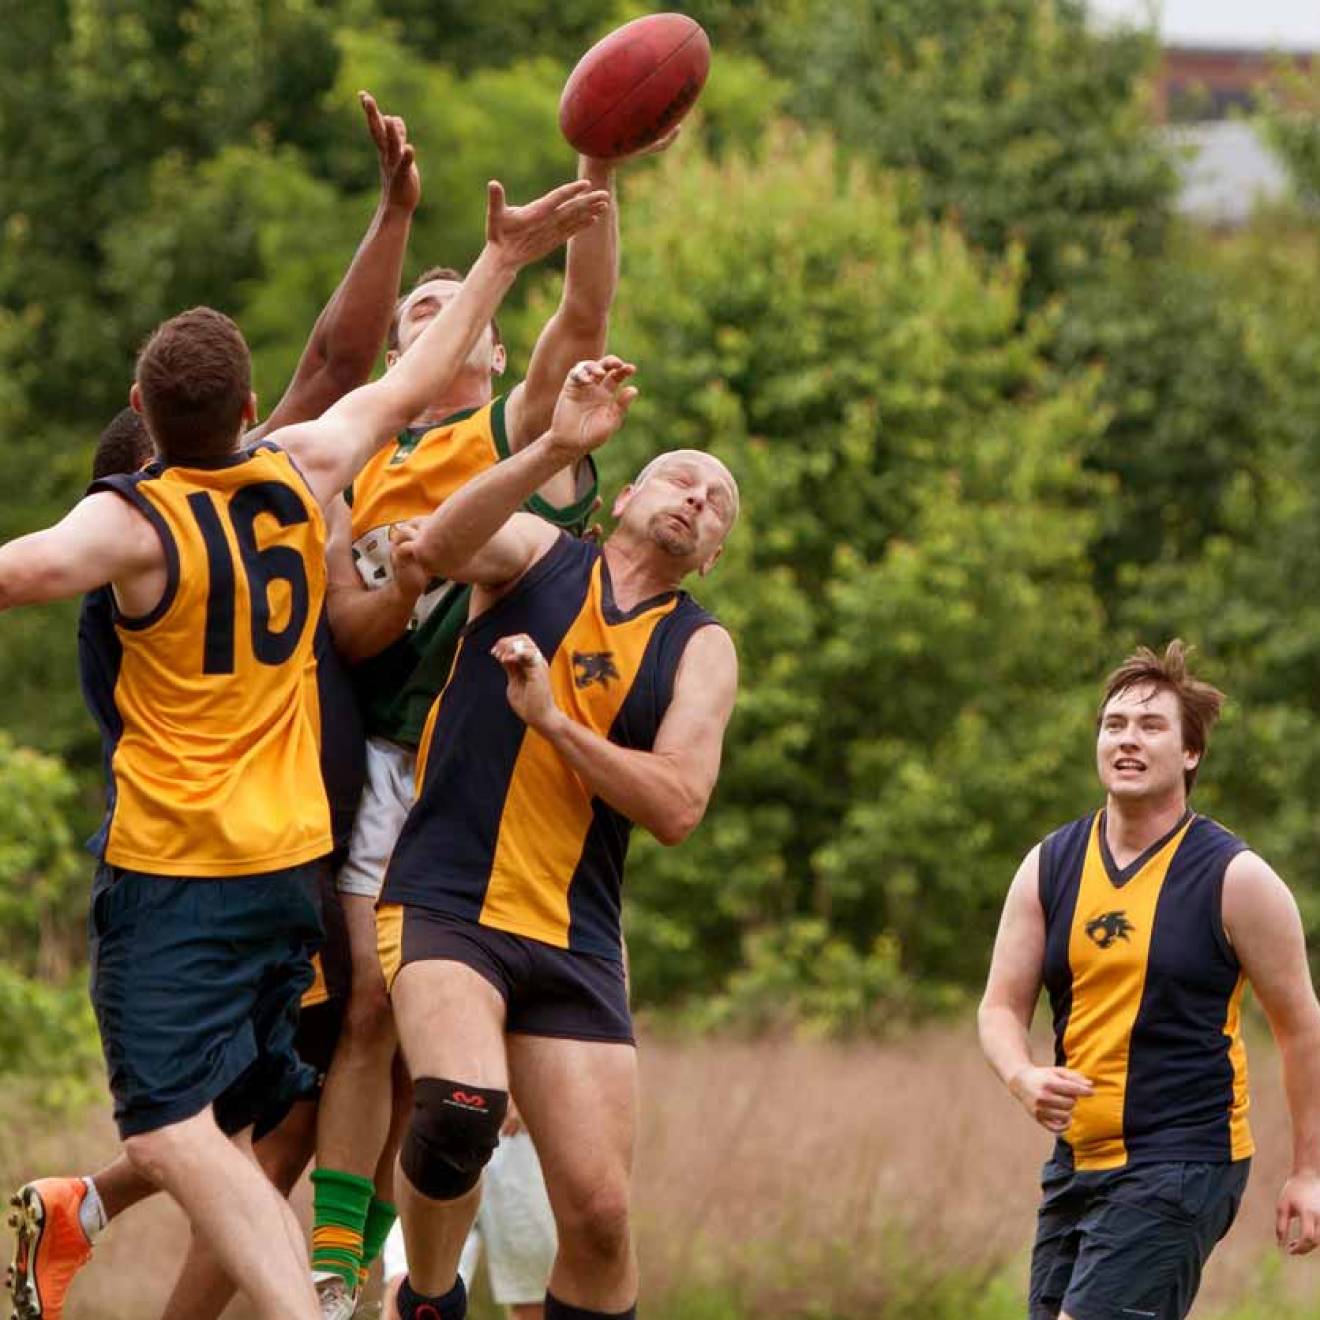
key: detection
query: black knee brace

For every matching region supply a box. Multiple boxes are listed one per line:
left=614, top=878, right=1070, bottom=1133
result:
left=400, top=1077, right=508, bottom=1201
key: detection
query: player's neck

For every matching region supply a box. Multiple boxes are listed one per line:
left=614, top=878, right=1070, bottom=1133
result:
left=602, top=538, right=684, bottom=612
left=409, top=372, right=493, bottom=428
left=1103, top=792, right=1189, bottom=866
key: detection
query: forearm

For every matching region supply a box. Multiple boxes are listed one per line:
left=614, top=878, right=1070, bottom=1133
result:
left=310, top=201, right=413, bottom=388
left=540, top=711, right=703, bottom=846
left=559, top=157, right=618, bottom=342
left=328, top=579, right=420, bottom=664
left=977, top=1002, right=1037, bottom=1090
left=1279, top=1016, right=1320, bottom=1174
left=415, top=432, right=566, bottom=576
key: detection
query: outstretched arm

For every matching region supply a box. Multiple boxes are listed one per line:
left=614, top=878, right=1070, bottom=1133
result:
left=491, top=621, right=737, bottom=845
left=1225, top=851, right=1320, bottom=1255
left=0, top=493, right=160, bottom=610
left=403, top=357, right=638, bottom=589
left=248, top=92, right=420, bottom=442
left=978, top=851, right=1094, bottom=1133
left=272, top=179, right=611, bottom=506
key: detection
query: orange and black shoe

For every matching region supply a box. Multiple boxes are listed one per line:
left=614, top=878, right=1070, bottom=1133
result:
left=6, top=1180, right=93, bottom=1320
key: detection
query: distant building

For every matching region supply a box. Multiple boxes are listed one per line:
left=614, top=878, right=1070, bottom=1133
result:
left=1152, top=45, right=1314, bottom=225
left=1155, top=45, right=1313, bottom=123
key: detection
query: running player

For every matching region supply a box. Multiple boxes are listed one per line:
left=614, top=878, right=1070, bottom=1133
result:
left=0, top=176, right=608, bottom=1320
left=374, top=356, right=739, bottom=1320
left=308, top=137, right=674, bottom=1316
left=6, top=87, right=420, bottom=1320
left=979, top=642, right=1320, bottom=1320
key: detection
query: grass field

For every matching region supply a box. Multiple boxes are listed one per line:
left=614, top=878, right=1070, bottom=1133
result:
left=4, top=1023, right=1319, bottom=1318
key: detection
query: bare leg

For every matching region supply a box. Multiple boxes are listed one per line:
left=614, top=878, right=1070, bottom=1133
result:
left=86, top=1153, right=157, bottom=1221
left=316, top=895, right=400, bottom=1180
left=507, top=1035, right=638, bottom=1312
left=510, top=1306, right=545, bottom=1320
left=158, top=1101, right=319, bottom=1320
left=123, top=1108, right=317, bottom=1320
left=391, top=959, right=507, bottom=1296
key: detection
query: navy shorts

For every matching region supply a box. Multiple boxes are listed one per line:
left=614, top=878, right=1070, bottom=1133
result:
left=1029, top=1156, right=1250, bottom=1320
left=89, top=862, right=324, bottom=1139
left=381, top=905, right=633, bottom=1045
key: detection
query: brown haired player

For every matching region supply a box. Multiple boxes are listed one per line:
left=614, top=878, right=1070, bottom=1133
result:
left=7, top=90, right=417, bottom=1320
left=308, top=136, right=675, bottom=1317
left=980, top=641, right=1320, bottom=1320
left=0, top=175, right=607, bottom=1320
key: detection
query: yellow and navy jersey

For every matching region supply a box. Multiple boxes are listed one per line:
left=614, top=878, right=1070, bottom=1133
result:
left=381, top=535, right=719, bottom=959
left=1041, top=809, right=1253, bottom=1171
left=346, top=396, right=598, bottom=748
left=83, top=443, right=332, bottom=876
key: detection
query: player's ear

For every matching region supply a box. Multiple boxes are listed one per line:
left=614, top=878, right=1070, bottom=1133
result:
left=129, top=382, right=145, bottom=415
left=245, top=392, right=259, bottom=426
left=611, top=483, right=635, bottom=520
left=385, top=349, right=401, bottom=370
left=491, top=342, right=507, bottom=377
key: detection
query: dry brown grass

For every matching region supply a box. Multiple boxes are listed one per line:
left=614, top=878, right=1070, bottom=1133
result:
left=4, top=1023, right=1317, bottom=1317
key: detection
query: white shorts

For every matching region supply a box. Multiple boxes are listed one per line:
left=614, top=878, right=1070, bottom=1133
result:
left=335, top=737, right=416, bottom=899
left=381, top=1131, right=557, bottom=1305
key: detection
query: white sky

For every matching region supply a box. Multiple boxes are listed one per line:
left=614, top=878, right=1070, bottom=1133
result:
left=1088, top=0, right=1320, bottom=49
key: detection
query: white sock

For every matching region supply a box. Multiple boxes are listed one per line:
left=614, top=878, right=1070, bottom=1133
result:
left=77, top=1177, right=107, bottom=1242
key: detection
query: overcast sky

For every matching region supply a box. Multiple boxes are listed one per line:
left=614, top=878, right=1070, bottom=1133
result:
left=1088, top=0, right=1320, bottom=48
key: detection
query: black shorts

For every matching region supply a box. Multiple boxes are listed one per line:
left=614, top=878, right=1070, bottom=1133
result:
left=381, top=905, right=633, bottom=1045
left=1029, top=1156, right=1250, bottom=1320
left=89, top=862, right=324, bottom=1139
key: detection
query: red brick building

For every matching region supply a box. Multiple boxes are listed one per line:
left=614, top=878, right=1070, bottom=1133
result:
left=1155, top=46, right=1314, bottom=123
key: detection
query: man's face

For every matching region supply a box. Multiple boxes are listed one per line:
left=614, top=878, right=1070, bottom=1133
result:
left=391, top=278, right=503, bottom=375
left=612, top=453, right=738, bottom=574
left=1096, top=684, right=1197, bottom=803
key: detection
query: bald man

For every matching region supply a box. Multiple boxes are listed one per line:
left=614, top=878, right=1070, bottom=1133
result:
left=373, top=357, right=739, bottom=1320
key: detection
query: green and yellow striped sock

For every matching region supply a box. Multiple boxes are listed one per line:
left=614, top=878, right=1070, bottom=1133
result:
left=357, top=1196, right=398, bottom=1289
left=310, top=1168, right=374, bottom=1290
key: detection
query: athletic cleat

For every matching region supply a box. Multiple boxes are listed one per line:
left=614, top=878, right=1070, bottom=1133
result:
left=313, top=1271, right=358, bottom=1320
left=6, top=1180, right=93, bottom=1320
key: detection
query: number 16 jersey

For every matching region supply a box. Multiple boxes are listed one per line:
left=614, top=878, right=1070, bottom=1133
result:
left=85, top=443, right=331, bottom=876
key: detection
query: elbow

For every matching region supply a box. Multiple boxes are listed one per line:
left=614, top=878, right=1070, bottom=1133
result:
left=651, top=797, right=705, bottom=848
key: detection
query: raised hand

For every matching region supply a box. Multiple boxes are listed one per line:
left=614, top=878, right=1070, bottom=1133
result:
left=547, top=357, right=638, bottom=462
left=1008, top=1065, right=1094, bottom=1134
left=361, top=90, right=421, bottom=214
left=485, top=179, right=611, bottom=270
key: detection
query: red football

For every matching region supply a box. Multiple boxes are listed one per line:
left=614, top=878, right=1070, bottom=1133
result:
left=559, top=13, right=711, bottom=160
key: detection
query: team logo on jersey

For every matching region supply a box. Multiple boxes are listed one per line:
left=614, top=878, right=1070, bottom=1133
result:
left=1085, top=911, right=1135, bottom=949
left=573, top=651, right=620, bottom=689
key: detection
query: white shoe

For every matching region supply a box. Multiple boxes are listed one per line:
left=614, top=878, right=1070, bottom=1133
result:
left=312, top=1271, right=358, bottom=1320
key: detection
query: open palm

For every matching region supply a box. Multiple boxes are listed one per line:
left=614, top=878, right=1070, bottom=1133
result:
left=550, top=357, right=639, bottom=457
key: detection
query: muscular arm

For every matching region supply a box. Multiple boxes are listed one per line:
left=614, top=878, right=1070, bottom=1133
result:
left=406, top=357, right=637, bottom=588
left=0, top=493, right=160, bottom=610
left=505, top=156, right=618, bottom=508
left=979, top=849, right=1093, bottom=1132
left=496, top=623, right=737, bottom=846
left=1224, top=851, right=1320, bottom=1251
left=273, top=179, right=609, bottom=507
left=248, top=93, right=418, bottom=442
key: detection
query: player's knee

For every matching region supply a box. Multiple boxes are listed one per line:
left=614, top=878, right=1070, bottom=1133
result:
left=399, top=1077, right=507, bottom=1201
left=122, top=1126, right=185, bottom=1184
left=557, top=1182, right=631, bottom=1264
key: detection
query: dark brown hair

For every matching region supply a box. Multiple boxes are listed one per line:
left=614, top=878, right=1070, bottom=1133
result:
left=387, top=266, right=502, bottom=353
left=135, top=308, right=251, bottom=464
left=1098, top=640, right=1226, bottom=793
left=93, top=407, right=153, bottom=480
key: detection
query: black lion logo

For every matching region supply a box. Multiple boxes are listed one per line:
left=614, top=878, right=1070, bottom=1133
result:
left=1085, top=911, right=1135, bottom=949
left=572, top=651, right=620, bottom=690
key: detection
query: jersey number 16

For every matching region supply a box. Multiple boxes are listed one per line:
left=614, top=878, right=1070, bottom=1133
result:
left=187, top=482, right=311, bottom=676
